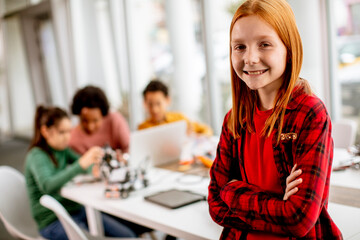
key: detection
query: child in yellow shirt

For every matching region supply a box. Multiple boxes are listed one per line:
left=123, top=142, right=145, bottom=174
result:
left=138, top=80, right=213, bottom=136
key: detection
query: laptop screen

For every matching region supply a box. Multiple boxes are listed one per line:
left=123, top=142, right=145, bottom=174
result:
left=129, top=120, right=187, bottom=168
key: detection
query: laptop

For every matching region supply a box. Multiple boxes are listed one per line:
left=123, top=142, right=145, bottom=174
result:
left=129, top=120, right=187, bottom=168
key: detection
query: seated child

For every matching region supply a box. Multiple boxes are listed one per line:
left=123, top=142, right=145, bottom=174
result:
left=25, top=106, right=137, bottom=240
left=69, top=85, right=130, bottom=155
left=138, top=79, right=213, bottom=136
left=69, top=86, right=152, bottom=236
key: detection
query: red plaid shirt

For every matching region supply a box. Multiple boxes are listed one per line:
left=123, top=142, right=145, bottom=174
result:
left=208, top=86, right=343, bottom=240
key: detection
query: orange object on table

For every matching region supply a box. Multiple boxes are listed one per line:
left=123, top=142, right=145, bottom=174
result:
left=195, top=155, right=214, bottom=168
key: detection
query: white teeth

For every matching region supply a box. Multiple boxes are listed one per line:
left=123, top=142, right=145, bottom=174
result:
left=246, top=70, right=264, bottom=75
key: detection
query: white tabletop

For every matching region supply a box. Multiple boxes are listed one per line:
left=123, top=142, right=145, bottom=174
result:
left=62, top=168, right=223, bottom=240
left=62, top=149, right=360, bottom=240
left=331, top=148, right=360, bottom=190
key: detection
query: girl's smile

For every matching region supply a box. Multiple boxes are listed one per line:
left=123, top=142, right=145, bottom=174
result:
left=243, top=69, right=269, bottom=75
left=231, top=15, right=288, bottom=109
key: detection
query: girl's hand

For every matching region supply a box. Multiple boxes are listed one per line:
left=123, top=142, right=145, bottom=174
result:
left=115, top=149, right=127, bottom=163
left=79, top=147, right=104, bottom=169
left=92, top=164, right=101, bottom=178
left=283, top=164, right=302, bottom=201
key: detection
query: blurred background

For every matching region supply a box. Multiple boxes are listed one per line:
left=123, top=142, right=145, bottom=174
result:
left=0, top=0, right=360, bottom=239
left=0, top=0, right=360, bottom=139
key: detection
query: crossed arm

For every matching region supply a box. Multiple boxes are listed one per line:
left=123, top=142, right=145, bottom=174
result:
left=208, top=113, right=332, bottom=237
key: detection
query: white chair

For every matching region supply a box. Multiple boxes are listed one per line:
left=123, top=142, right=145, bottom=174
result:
left=332, top=119, right=358, bottom=148
left=0, top=166, right=45, bottom=240
left=40, top=195, right=146, bottom=240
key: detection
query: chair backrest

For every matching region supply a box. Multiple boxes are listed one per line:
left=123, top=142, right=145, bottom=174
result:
left=40, top=196, right=147, bottom=240
left=333, top=119, right=358, bottom=148
left=0, top=166, right=44, bottom=240
left=40, top=195, right=88, bottom=240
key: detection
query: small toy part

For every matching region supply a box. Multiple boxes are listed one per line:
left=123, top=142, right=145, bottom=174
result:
left=101, top=145, right=149, bottom=199
left=349, top=145, right=360, bottom=156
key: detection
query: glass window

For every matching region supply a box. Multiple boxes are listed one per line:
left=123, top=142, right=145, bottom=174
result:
left=38, top=18, right=67, bottom=108
left=126, top=0, right=208, bottom=129
left=208, top=1, right=238, bottom=123
left=3, top=17, right=35, bottom=138
left=94, top=0, right=123, bottom=111
left=331, top=0, right=360, bottom=142
left=198, top=0, right=243, bottom=134
left=70, top=0, right=126, bottom=118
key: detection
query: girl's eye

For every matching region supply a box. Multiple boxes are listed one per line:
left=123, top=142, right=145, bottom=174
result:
left=235, top=45, right=246, bottom=50
left=260, top=43, right=270, bottom=48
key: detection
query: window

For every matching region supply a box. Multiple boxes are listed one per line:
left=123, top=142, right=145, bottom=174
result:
left=3, top=17, right=35, bottom=138
left=206, top=1, right=240, bottom=129
left=126, top=0, right=244, bottom=133
left=126, top=0, right=208, bottom=129
left=330, top=0, right=360, bottom=142
left=38, top=18, right=67, bottom=108
left=70, top=0, right=126, bottom=119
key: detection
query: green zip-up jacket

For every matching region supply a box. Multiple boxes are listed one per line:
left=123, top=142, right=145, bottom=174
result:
left=25, top=146, right=88, bottom=230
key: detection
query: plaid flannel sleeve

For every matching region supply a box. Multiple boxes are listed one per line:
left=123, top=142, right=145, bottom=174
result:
left=208, top=102, right=333, bottom=238
left=208, top=117, right=252, bottom=231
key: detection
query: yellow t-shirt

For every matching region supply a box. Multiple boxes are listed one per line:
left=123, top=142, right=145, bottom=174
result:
left=138, top=112, right=213, bottom=136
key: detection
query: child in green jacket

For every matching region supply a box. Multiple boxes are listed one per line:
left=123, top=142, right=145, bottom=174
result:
left=25, top=105, right=136, bottom=240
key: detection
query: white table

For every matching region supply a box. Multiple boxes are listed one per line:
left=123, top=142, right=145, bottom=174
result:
left=61, top=149, right=360, bottom=240
left=328, top=148, right=360, bottom=239
left=331, top=148, right=360, bottom=189
left=62, top=168, right=223, bottom=240
left=329, top=148, right=360, bottom=209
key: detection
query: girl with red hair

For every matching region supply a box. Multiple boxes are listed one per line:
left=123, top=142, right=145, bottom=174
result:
left=208, top=0, right=342, bottom=239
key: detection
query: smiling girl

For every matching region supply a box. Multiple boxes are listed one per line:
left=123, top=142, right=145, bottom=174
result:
left=25, top=106, right=136, bottom=240
left=208, top=0, right=342, bottom=239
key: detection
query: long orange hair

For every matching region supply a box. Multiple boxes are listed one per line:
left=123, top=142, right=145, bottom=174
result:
left=228, top=0, right=309, bottom=141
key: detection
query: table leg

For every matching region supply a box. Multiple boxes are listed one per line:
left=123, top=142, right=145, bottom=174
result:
left=85, top=206, right=104, bottom=236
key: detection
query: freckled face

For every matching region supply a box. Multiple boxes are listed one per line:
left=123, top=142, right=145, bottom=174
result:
left=231, top=15, right=287, bottom=96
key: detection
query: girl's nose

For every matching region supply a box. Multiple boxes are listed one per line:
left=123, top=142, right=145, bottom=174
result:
left=244, top=48, right=260, bottom=65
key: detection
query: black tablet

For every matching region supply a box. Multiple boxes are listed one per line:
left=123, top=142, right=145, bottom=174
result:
left=144, top=189, right=206, bottom=209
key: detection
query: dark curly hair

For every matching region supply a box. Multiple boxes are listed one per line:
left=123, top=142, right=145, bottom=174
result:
left=142, top=79, right=169, bottom=98
left=71, top=85, right=109, bottom=116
